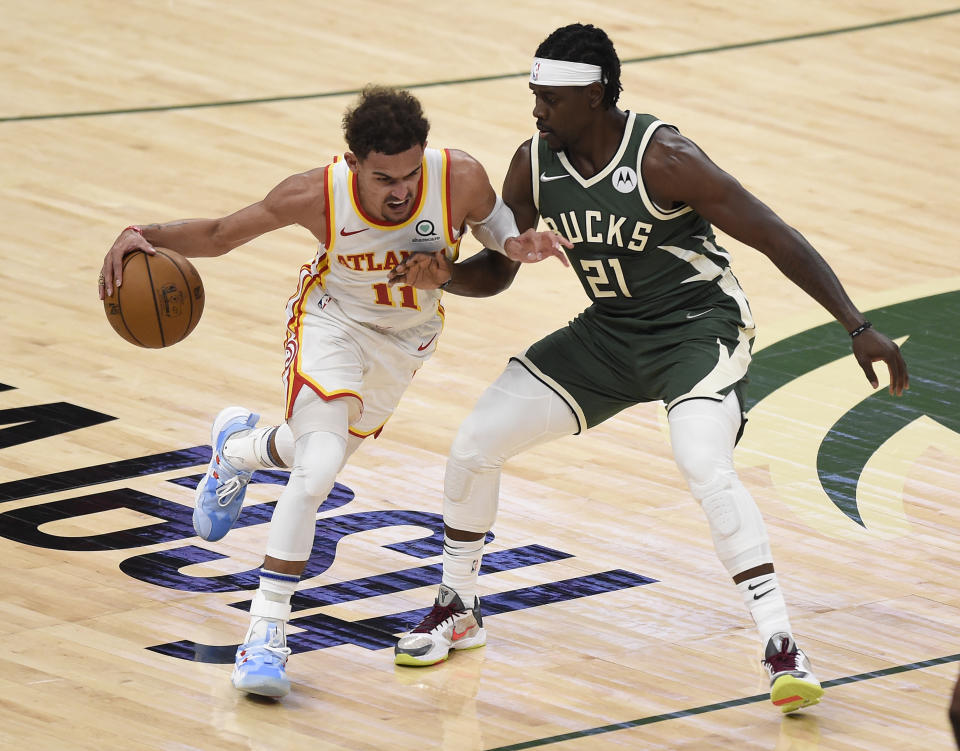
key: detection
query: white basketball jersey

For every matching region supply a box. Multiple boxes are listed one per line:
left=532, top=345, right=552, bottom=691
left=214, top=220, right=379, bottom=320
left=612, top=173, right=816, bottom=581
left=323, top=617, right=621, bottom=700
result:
left=289, top=148, right=462, bottom=331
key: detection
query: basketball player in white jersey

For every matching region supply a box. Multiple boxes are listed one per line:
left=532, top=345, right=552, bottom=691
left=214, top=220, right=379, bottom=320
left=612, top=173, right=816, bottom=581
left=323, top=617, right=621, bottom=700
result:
left=99, top=86, right=570, bottom=698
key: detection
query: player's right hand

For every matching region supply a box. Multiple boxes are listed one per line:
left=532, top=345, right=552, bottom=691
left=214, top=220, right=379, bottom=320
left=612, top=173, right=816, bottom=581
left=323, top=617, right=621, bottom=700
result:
left=503, top=228, right=572, bottom=266
left=100, top=226, right=156, bottom=299
left=388, top=250, right=452, bottom=289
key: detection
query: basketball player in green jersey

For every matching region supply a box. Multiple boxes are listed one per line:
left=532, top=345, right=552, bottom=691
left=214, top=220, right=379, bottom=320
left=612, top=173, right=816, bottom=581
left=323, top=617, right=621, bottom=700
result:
left=389, top=24, right=908, bottom=714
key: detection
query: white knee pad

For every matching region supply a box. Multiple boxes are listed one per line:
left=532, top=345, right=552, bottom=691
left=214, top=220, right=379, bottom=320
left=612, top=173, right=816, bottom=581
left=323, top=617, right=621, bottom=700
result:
left=688, top=469, right=771, bottom=575
left=669, top=393, right=771, bottom=577
left=266, top=429, right=347, bottom=562
left=443, top=361, right=577, bottom=534
left=443, top=444, right=503, bottom=534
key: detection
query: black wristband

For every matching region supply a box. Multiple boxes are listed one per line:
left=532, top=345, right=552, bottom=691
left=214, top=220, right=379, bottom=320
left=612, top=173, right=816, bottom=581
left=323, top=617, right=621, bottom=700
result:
left=849, top=320, right=873, bottom=338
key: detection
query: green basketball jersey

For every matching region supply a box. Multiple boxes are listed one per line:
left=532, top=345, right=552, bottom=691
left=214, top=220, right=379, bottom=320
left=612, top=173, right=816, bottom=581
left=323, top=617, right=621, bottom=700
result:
left=533, top=112, right=747, bottom=322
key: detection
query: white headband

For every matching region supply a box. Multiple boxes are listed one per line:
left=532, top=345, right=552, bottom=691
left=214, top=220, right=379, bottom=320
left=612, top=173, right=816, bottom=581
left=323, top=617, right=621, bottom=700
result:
left=530, top=57, right=604, bottom=87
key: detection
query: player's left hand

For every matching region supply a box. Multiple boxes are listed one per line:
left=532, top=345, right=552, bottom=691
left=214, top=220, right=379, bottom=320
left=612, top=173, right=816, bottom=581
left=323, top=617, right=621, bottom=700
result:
left=388, top=250, right=452, bottom=289
left=852, top=327, right=909, bottom=396
left=503, top=228, right=572, bottom=266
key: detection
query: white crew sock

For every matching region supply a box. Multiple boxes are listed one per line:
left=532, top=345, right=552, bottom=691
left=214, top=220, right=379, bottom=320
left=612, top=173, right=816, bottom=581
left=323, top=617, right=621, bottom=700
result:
left=736, top=572, right=793, bottom=645
left=441, top=535, right=484, bottom=606
left=224, top=424, right=295, bottom=471
left=247, top=568, right=299, bottom=642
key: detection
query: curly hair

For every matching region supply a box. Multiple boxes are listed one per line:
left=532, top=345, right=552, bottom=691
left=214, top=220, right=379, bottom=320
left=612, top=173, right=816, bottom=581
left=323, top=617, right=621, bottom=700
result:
left=535, top=24, right=623, bottom=108
left=341, top=86, right=430, bottom=160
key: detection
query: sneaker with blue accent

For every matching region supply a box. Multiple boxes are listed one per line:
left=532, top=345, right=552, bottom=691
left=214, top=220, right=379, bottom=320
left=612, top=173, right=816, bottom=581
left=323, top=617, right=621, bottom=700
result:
left=231, top=620, right=291, bottom=698
left=394, top=584, right=486, bottom=666
left=763, top=632, right=824, bottom=713
left=193, top=406, right=259, bottom=542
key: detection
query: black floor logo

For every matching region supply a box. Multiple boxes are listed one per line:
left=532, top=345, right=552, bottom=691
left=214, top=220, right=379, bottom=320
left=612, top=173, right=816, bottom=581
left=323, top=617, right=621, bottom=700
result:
left=0, top=441, right=656, bottom=663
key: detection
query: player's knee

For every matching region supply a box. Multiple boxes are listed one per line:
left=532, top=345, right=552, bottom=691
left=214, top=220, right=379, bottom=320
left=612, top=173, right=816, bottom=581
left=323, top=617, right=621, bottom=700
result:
left=673, top=434, right=730, bottom=489
left=290, top=431, right=345, bottom=505
left=449, top=416, right=506, bottom=474
left=296, top=465, right=336, bottom=504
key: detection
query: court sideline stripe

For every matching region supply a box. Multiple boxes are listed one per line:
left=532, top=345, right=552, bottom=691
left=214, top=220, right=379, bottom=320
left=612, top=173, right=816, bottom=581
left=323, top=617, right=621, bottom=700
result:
left=483, top=652, right=960, bottom=751
left=1, top=8, right=957, bottom=123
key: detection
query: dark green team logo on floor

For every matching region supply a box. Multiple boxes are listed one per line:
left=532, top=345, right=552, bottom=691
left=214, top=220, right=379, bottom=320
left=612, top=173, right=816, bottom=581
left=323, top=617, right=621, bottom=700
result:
left=745, top=290, right=959, bottom=527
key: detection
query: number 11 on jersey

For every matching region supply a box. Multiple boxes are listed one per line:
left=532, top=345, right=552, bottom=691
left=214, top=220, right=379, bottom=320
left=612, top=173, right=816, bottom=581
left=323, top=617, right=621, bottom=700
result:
left=372, top=282, right=420, bottom=310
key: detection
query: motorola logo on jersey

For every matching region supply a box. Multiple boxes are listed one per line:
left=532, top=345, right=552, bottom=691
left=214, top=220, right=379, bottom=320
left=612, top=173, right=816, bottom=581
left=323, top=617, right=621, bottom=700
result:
left=612, top=166, right=638, bottom=193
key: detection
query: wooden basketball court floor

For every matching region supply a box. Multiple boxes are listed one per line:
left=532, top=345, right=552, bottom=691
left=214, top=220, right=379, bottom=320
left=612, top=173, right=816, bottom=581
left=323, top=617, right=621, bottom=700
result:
left=2, top=2, right=959, bottom=749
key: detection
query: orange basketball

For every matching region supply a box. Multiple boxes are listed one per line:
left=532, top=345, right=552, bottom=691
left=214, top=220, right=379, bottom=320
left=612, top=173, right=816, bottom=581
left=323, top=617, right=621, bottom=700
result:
left=102, top=248, right=205, bottom=348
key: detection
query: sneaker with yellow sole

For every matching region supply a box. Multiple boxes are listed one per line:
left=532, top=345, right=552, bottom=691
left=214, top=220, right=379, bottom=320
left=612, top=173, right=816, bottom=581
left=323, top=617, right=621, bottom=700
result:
left=394, top=584, right=486, bottom=666
left=763, top=632, right=824, bottom=713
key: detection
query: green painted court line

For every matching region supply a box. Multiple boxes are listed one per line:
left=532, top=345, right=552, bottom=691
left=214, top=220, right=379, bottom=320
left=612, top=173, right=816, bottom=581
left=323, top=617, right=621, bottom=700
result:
left=2, top=8, right=957, bottom=123
left=484, top=652, right=960, bottom=751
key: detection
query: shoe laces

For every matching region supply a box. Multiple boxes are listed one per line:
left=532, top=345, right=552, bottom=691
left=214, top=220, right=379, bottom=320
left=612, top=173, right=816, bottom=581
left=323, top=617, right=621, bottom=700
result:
left=412, top=601, right=465, bottom=634
left=216, top=474, right=247, bottom=507
left=241, top=626, right=292, bottom=664
left=764, top=638, right=800, bottom=673
left=260, top=642, right=292, bottom=661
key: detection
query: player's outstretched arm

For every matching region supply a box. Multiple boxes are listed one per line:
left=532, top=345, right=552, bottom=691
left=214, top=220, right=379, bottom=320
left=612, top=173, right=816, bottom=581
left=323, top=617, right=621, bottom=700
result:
left=99, top=169, right=326, bottom=298
left=483, top=142, right=570, bottom=266
left=389, top=144, right=568, bottom=296
left=642, top=128, right=908, bottom=396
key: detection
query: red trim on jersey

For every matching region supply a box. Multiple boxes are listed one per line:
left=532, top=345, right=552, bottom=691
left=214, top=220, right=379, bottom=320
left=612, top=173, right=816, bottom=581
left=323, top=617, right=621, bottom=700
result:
left=281, top=259, right=363, bottom=420
left=348, top=422, right=386, bottom=440
left=323, top=163, right=336, bottom=251
left=441, top=149, right=460, bottom=247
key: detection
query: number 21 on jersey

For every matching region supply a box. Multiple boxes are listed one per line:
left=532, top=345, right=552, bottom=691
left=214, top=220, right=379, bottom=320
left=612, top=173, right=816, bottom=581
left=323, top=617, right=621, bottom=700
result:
left=581, top=258, right=632, bottom=298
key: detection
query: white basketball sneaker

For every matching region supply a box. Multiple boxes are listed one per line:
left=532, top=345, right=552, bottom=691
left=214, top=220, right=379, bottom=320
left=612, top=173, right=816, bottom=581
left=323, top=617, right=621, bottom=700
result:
left=232, top=620, right=291, bottom=698
left=193, top=406, right=259, bottom=541
left=394, top=584, right=486, bottom=666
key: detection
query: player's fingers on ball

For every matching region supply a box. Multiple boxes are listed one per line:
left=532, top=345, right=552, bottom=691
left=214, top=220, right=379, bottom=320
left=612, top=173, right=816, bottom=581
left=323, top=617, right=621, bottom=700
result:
left=112, top=258, right=125, bottom=289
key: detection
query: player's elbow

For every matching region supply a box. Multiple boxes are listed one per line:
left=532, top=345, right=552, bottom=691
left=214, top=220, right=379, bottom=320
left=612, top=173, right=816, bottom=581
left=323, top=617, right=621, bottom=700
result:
left=488, top=255, right=521, bottom=295
left=949, top=700, right=960, bottom=731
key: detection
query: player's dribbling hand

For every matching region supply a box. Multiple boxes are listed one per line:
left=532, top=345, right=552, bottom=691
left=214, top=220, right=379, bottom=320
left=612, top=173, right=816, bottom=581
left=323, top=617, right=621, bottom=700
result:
left=503, top=228, right=572, bottom=267
left=99, top=226, right=156, bottom=299
left=388, top=250, right=452, bottom=289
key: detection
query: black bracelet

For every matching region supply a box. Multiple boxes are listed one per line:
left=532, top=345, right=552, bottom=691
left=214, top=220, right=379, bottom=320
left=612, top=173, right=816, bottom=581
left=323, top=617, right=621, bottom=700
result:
left=440, top=277, right=452, bottom=290
left=849, top=320, right=873, bottom=338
